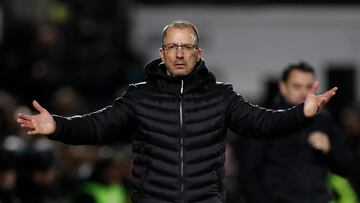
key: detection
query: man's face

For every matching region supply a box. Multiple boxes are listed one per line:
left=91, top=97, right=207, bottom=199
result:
left=279, top=69, right=315, bottom=105
left=160, top=27, right=202, bottom=77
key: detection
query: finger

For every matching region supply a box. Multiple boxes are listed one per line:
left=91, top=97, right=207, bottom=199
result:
left=323, top=88, right=337, bottom=98
left=17, top=117, right=28, bottom=124
left=318, top=90, right=336, bottom=107
left=33, top=100, right=46, bottom=113
left=330, top=86, right=338, bottom=92
left=17, top=118, right=34, bottom=128
left=310, top=81, right=320, bottom=94
left=323, top=92, right=336, bottom=100
left=21, top=121, right=35, bottom=129
left=18, top=113, right=33, bottom=121
left=318, top=97, right=327, bottom=107
left=27, top=129, right=39, bottom=135
left=319, top=94, right=334, bottom=107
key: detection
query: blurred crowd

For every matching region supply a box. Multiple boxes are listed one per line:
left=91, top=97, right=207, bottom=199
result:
left=0, top=0, right=142, bottom=203
left=139, top=0, right=360, bottom=4
left=0, top=0, right=144, bottom=109
left=1, top=1, right=360, bottom=203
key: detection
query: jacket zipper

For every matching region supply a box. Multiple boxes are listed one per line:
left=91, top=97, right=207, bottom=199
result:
left=179, top=79, right=185, bottom=202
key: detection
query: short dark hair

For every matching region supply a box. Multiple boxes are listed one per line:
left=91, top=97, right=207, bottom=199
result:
left=162, top=20, right=199, bottom=46
left=281, top=62, right=315, bottom=82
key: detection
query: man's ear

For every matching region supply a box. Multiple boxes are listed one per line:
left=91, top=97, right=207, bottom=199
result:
left=196, top=48, right=202, bottom=62
left=279, top=80, right=287, bottom=96
left=159, top=48, right=165, bottom=61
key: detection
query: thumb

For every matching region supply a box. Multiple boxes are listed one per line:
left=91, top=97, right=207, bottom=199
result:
left=33, top=100, right=46, bottom=113
left=309, top=81, right=320, bottom=94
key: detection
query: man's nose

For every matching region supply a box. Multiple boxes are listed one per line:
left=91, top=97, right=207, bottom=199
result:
left=176, top=47, right=185, bottom=58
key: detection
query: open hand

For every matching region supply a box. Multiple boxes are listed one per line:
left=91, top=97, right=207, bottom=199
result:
left=303, top=81, right=337, bottom=117
left=16, top=100, right=56, bottom=135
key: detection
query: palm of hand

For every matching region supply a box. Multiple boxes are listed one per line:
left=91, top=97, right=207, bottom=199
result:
left=17, top=100, right=56, bottom=135
left=304, top=92, right=319, bottom=117
left=33, top=111, right=55, bottom=134
left=303, top=81, right=337, bottom=117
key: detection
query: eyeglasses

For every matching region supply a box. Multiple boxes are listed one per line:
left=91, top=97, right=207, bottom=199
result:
left=162, top=43, right=198, bottom=53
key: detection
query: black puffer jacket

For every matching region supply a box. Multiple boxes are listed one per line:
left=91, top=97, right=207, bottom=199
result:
left=48, top=58, right=308, bottom=203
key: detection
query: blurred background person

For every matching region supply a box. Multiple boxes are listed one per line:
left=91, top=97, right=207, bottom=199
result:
left=236, top=62, right=355, bottom=203
left=340, top=105, right=360, bottom=197
left=14, top=140, right=60, bottom=203
left=0, top=150, right=19, bottom=203
left=0, top=90, right=18, bottom=137
left=72, top=156, right=131, bottom=203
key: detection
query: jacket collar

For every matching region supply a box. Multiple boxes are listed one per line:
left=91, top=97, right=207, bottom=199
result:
left=144, top=58, right=216, bottom=95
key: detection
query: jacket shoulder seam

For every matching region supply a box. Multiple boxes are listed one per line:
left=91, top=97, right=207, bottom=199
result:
left=127, top=82, right=149, bottom=93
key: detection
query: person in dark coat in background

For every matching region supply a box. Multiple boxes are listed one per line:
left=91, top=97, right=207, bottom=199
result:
left=15, top=147, right=58, bottom=203
left=16, top=20, right=338, bottom=203
left=0, top=151, right=20, bottom=203
left=73, top=158, right=130, bottom=203
left=237, top=62, right=353, bottom=203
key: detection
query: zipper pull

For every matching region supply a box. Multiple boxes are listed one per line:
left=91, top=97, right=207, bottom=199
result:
left=179, top=80, right=184, bottom=99
left=180, top=80, right=184, bottom=94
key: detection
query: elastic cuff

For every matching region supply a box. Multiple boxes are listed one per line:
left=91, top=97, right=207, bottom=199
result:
left=46, top=115, right=62, bottom=140
left=296, top=103, right=313, bottom=123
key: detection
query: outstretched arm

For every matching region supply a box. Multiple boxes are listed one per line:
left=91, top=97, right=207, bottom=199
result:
left=226, top=82, right=337, bottom=137
left=17, top=95, right=135, bottom=145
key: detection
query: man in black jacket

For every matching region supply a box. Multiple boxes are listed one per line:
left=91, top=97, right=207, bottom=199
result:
left=237, top=62, right=352, bottom=203
left=17, top=20, right=338, bottom=203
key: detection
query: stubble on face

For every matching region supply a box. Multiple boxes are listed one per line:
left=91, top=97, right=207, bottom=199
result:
left=160, top=28, right=201, bottom=77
